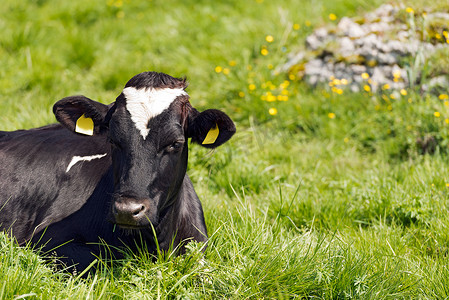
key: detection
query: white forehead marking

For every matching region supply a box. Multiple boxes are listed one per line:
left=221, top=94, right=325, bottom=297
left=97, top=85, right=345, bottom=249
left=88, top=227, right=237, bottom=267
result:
left=66, top=153, right=108, bottom=173
left=123, top=87, right=187, bottom=139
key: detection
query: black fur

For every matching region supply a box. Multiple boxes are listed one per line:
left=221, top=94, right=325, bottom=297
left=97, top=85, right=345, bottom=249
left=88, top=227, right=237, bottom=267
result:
left=0, top=71, right=235, bottom=275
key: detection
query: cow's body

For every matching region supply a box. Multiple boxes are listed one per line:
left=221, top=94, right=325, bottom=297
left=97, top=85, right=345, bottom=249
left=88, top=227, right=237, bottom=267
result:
left=0, top=125, right=111, bottom=244
left=0, top=72, right=235, bottom=273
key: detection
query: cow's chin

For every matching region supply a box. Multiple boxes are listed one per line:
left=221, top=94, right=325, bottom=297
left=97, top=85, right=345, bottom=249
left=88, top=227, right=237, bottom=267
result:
left=114, top=216, right=158, bottom=230
left=115, top=223, right=148, bottom=230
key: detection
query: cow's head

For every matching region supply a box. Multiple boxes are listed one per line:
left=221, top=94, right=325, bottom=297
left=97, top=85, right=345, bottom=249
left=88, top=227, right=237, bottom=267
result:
left=53, top=72, right=235, bottom=228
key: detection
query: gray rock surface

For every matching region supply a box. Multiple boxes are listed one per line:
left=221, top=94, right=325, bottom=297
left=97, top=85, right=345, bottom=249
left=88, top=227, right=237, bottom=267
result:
left=281, top=4, right=449, bottom=93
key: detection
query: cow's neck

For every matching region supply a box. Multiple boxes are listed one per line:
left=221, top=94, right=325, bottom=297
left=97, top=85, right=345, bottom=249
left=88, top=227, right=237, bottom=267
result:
left=154, top=174, right=206, bottom=253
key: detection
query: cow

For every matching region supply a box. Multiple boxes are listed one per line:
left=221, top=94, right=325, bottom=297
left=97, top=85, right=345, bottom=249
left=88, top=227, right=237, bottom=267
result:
left=0, top=71, right=236, bottom=274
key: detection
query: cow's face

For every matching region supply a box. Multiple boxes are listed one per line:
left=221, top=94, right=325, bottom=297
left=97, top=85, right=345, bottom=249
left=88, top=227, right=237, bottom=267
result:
left=53, top=72, right=236, bottom=229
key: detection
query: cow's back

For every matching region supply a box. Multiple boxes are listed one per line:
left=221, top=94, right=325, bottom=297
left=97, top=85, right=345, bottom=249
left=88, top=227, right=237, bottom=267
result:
left=0, top=124, right=111, bottom=244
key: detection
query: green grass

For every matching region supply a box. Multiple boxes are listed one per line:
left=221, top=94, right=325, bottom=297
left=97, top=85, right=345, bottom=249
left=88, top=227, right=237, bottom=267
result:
left=2, top=0, right=449, bottom=298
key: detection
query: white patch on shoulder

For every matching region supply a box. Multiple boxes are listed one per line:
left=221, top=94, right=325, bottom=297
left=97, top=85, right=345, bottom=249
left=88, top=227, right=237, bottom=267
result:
left=66, top=153, right=108, bottom=173
left=123, top=87, right=187, bottom=139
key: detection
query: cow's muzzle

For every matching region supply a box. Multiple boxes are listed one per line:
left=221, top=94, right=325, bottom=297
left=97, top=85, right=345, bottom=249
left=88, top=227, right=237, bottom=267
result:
left=112, top=197, right=152, bottom=228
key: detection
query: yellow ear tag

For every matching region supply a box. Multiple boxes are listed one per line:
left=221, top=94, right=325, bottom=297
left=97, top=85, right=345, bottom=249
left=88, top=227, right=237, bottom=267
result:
left=75, top=114, right=94, bottom=136
left=202, top=124, right=219, bottom=145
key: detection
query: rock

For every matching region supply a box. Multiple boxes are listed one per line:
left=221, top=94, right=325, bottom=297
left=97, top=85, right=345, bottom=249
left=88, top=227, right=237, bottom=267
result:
left=377, top=53, right=397, bottom=65
left=428, top=12, right=449, bottom=21
left=281, top=3, right=449, bottom=95
left=339, top=37, right=355, bottom=58
left=338, top=17, right=366, bottom=38
left=305, top=27, right=328, bottom=50
left=423, top=76, right=449, bottom=92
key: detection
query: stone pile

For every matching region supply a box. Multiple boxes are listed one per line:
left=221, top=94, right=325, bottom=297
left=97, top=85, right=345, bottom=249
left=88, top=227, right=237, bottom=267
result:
left=281, top=4, right=449, bottom=93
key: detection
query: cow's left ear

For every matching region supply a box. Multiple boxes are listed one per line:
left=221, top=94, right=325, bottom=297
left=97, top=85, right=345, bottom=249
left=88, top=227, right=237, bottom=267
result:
left=53, top=95, right=111, bottom=136
left=188, top=109, right=236, bottom=148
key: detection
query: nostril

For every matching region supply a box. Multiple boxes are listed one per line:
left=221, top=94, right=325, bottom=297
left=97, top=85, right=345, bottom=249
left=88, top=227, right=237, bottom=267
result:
left=132, top=205, right=146, bottom=216
left=113, top=197, right=150, bottom=225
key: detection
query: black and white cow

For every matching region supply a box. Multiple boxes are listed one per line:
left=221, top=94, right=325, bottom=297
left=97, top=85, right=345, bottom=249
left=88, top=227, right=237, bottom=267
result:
left=0, top=71, right=235, bottom=273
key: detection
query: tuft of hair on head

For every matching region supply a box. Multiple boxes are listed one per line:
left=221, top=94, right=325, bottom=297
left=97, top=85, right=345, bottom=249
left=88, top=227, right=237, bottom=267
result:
left=125, top=72, right=188, bottom=90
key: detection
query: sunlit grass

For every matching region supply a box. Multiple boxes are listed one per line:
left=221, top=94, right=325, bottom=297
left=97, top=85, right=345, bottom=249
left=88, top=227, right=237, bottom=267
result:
left=1, top=0, right=449, bottom=298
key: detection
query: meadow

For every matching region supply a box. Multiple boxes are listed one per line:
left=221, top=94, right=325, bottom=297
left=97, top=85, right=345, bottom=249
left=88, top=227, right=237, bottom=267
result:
left=1, top=0, right=449, bottom=298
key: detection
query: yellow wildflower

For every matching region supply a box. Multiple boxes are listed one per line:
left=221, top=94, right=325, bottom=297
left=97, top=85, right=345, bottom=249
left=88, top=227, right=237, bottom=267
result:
left=361, top=72, right=369, bottom=79
left=305, top=20, right=311, bottom=27
left=249, top=84, right=256, bottom=90
left=328, top=112, right=336, bottom=119
left=215, top=66, right=222, bottom=73
left=238, top=91, right=245, bottom=98
left=406, top=7, right=414, bottom=14
left=445, top=119, right=449, bottom=124
left=341, top=78, right=349, bottom=85
left=268, top=108, right=278, bottom=115
left=400, top=89, right=407, bottom=96
left=288, top=74, right=296, bottom=80
left=265, top=35, right=274, bottom=43
left=344, top=137, right=349, bottom=143
left=331, top=87, right=343, bottom=94
left=266, top=92, right=276, bottom=102
left=329, top=13, right=337, bottom=21
left=261, top=48, right=269, bottom=56
left=382, top=84, right=390, bottom=90
left=363, top=85, right=371, bottom=92
left=229, top=60, right=237, bottom=66
left=434, top=111, right=441, bottom=117
left=445, top=101, right=449, bottom=107
left=393, top=70, right=401, bottom=78
left=223, top=68, right=230, bottom=75
left=439, top=94, right=449, bottom=100
left=293, top=24, right=300, bottom=30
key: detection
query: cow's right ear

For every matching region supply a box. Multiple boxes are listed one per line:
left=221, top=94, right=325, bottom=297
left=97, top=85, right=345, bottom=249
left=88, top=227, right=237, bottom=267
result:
left=53, top=95, right=110, bottom=136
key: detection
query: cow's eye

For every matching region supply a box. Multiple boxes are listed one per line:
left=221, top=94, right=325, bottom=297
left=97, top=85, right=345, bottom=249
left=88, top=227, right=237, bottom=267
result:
left=165, top=141, right=183, bottom=153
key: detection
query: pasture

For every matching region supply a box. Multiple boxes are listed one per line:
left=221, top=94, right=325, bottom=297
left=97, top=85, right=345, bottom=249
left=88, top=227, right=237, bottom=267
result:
left=1, top=0, right=449, bottom=298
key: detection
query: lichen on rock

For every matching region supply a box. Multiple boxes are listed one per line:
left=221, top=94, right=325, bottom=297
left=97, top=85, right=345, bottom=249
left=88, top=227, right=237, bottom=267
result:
left=281, top=4, right=449, bottom=94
